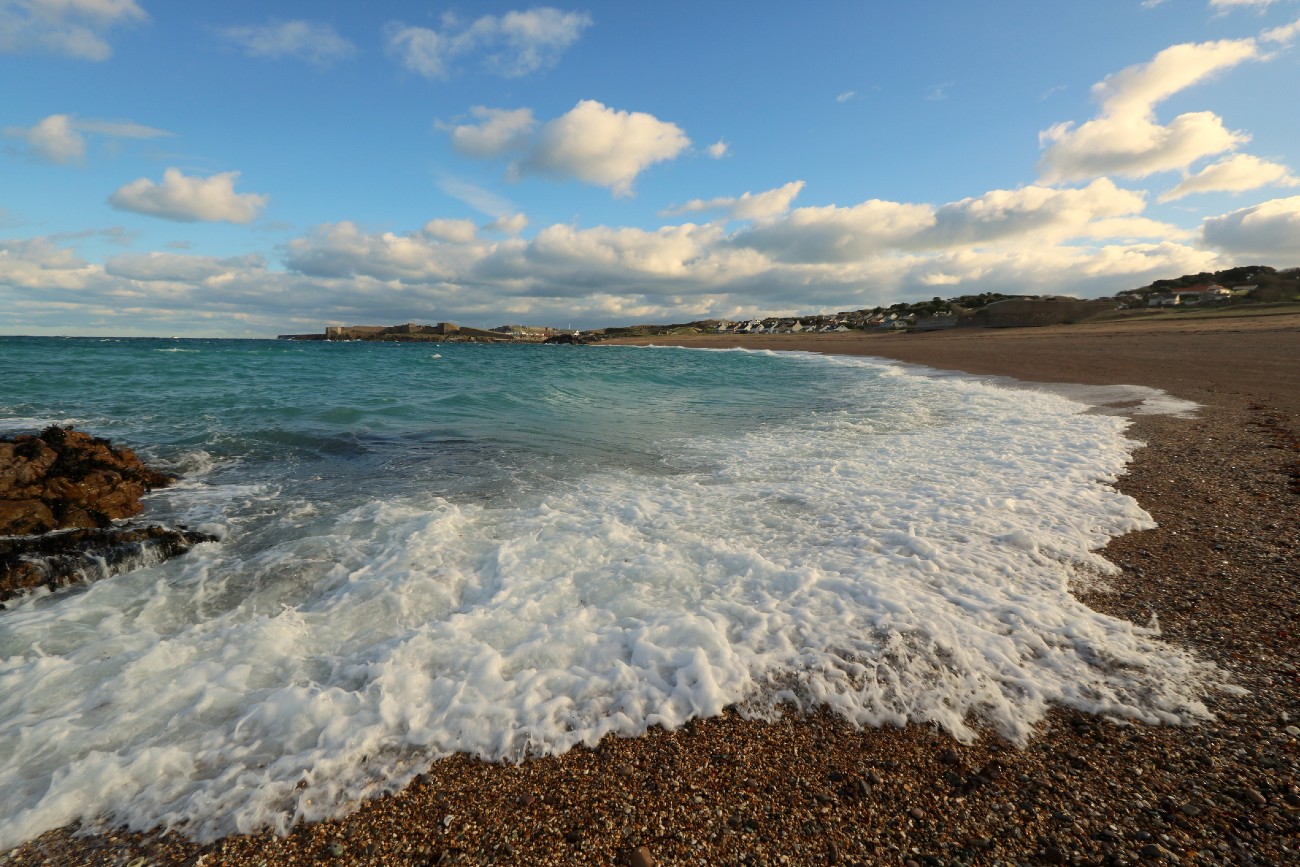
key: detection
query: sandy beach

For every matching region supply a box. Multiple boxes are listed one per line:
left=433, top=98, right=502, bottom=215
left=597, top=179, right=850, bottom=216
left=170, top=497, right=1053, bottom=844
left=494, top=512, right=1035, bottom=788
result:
left=5, top=313, right=1298, bottom=867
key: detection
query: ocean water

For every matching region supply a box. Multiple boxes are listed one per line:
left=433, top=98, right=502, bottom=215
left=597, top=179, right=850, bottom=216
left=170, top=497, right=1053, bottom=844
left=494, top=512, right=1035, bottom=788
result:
left=0, top=336, right=1214, bottom=848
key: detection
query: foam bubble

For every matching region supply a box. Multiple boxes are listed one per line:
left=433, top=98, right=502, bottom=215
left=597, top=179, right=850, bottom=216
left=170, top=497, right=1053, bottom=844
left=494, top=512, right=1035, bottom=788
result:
left=0, top=354, right=1220, bottom=849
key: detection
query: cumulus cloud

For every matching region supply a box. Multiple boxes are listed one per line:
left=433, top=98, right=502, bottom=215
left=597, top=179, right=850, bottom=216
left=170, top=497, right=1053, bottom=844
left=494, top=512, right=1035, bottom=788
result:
left=421, top=218, right=477, bottom=244
left=732, top=179, right=1163, bottom=263
left=707, top=139, right=729, bottom=159
left=663, top=181, right=806, bottom=222
left=386, top=7, right=591, bottom=79
left=1202, top=195, right=1300, bottom=258
left=924, top=179, right=1154, bottom=247
left=1159, top=153, right=1300, bottom=201
left=734, top=199, right=937, bottom=264
left=485, top=212, right=528, bottom=235
left=1038, top=37, right=1265, bottom=183
left=4, top=113, right=170, bottom=163
left=447, top=100, right=691, bottom=196
left=108, top=168, right=268, bottom=223
left=521, top=100, right=691, bottom=195
left=444, top=106, right=537, bottom=157
left=0, top=0, right=146, bottom=60
left=219, top=19, right=356, bottom=68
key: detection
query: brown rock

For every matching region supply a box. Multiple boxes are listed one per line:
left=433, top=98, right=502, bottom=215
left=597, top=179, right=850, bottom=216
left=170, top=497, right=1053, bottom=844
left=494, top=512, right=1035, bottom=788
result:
left=0, top=498, right=56, bottom=536
left=0, top=426, right=175, bottom=535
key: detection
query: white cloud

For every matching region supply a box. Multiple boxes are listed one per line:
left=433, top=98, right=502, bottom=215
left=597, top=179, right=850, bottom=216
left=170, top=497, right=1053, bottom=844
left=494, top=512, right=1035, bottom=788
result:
left=835, top=90, right=857, bottom=103
left=443, top=101, right=692, bottom=195
left=1159, top=153, right=1300, bottom=201
left=4, top=112, right=171, bottom=164
left=219, top=19, right=356, bottom=68
left=421, top=218, right=477, bottom=244
left=1202, top=195, right=1300, bottom=258
left=1261, top=18, right=1300, bottom=44
left=732, top=179, right=1161, bottom=263
left=284, top=221, right=488, bottom=282
left=444, top=106, right=537, bottom=157
left=735, top=199, right=937, bottom=264
left=664, top=181, right=806, bottom=222
left=108, top=168, right=269, bottom=223
left=0, top=0, right=146, bottom=60
left=707, top=139, right=729, bottom=159
left=924, top=179, right=1153, bottom=247
left=1038, top=37, right=1265, bottom=183
left=386, top=6, right=591, bottom=79
left=104, top=251, right=264, bottom=283
left=0, top=236, right=98, bottom=289
left=484, top=212, right=528, bottom=235
left=520, top=100, right=691, bottom=195
left=437, top=176, right=521, bottom=220
left=1211, top=0, right=1278, bottom=9
left=74, top=117, right=170, bottom=138
left=8, top=114, right=83, bottom=163
left=2, top=189, right=1222, bottom=336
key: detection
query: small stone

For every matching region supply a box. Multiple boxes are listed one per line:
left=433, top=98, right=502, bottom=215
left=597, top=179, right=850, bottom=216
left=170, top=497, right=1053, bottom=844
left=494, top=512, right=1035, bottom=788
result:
left=515, top=793, right=536, bottom=807
left=1042, top=845, right=1067, bottom=864
left=908, top=807, right=926, bottom=821
left=1245, top=787, right=1268, bottom=806
left=1285, top=725, right=1300, bottom=737
left=1140, top=842, right=1174, bottom=860
left=867, top=770, right=883, bottom=786
left=940, top=749, right=960, bottom=765
left=625, top=845, right=655, bottom=867
left=326, top=840, right=345, bottom=858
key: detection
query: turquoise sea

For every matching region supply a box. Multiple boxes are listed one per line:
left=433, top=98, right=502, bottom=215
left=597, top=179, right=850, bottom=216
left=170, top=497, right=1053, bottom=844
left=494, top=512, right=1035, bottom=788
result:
left=0, top=336, right=1212, bottom=847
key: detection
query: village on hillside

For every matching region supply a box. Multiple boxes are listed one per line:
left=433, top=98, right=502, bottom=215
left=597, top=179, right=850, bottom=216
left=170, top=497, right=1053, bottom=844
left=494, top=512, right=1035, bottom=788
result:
left=277, top=265, right=1299, bottom=344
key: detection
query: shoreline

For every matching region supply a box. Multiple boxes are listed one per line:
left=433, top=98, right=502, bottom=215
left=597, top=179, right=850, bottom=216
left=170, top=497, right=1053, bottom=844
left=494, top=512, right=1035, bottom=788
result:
left=5, top=316, right=1298, bottom=866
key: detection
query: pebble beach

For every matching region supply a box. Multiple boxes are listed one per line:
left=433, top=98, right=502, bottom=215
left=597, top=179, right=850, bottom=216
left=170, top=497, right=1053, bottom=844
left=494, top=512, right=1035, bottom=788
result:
left=4, top=312, right=1298, bottom=867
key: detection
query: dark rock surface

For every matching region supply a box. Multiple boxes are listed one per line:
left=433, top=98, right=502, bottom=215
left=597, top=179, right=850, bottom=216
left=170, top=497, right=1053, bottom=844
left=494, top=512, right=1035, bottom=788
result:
left=1, top=426, right=216, bottom=603
left=0, top=525, right=217, bottom=604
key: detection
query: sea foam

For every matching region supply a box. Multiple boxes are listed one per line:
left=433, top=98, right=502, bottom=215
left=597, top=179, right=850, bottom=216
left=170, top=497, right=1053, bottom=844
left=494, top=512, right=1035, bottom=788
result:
left=0, top=350, right=1217, bottom=849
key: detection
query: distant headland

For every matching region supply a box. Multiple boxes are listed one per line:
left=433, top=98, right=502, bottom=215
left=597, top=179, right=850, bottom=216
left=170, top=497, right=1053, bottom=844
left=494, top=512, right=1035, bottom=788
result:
left=279, top=264, right=1298, bottom=344
left=277, top=322, right=582, bottom=344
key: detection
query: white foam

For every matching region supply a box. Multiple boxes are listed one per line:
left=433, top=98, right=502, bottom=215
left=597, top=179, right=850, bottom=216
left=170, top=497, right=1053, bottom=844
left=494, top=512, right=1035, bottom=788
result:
left=0, top=360, right=1219, bottom=849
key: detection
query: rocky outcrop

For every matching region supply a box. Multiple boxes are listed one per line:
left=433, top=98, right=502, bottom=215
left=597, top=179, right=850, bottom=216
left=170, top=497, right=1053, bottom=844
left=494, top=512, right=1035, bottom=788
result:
left=1, top=525, right=216, bottom=604
left=1, top=426, right=216, bottom=604
left=0, top=426, right=173, bottom=535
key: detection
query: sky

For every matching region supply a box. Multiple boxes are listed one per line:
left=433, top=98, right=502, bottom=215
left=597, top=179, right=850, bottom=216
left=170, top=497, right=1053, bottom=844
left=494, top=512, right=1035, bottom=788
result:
left=2, top=0, right=1300, bottom=337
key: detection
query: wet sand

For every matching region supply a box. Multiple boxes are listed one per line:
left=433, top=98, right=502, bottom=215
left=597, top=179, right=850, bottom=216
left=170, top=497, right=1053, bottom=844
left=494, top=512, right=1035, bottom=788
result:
left=6, top=312, right=1299, bottom=866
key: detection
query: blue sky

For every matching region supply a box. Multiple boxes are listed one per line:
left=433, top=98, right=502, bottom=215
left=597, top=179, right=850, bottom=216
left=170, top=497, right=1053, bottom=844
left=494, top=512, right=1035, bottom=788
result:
left=2, top=0, right=1299, bottom=336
